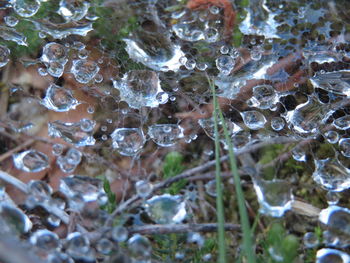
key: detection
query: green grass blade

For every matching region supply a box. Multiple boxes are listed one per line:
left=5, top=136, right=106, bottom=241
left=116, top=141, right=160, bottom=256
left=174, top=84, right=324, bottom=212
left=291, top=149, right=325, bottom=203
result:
left=209, top=77, right=256, bottom=263
left=212, top=79, right=227, bottom=263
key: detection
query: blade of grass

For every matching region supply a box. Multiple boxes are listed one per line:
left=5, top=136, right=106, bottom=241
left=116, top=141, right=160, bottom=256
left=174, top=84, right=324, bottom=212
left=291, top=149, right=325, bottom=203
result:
left=212, top=80, right=227, bottom=263
left=209, top=77, right=256, bottom=263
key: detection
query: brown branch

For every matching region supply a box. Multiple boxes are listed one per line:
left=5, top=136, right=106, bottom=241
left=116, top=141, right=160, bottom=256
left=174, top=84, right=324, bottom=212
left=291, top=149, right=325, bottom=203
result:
left=127, top=223, right=240, bottom=235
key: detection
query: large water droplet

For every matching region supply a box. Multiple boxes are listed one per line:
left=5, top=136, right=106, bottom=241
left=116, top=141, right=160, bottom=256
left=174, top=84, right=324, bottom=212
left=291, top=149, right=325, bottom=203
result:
left=30, top=229, right=60, bottom=250
left=111, top=128, right=146, bottom=156
left=48, top=119, right=96, bottom=146
left=148, top=124, right=184, bottom=147
left=128, top=234, right=152, bottom=261
left=41, top=84, right=79, bottom=112
left=0, top=25, right=27, bottom=46
left=12, top=0, right=41, bottom=17
left=71, top=59, right=100, bottom=84
left=241, top=110, right=267, bottom=130
left=249, top=84, right=277, bottom=109
left=13, top=150, right=49, bottom=172
left=0, top=205, right=32, bottom=235
left=316, top=248, right=350, bottom=263
left=58, top=0, right=90, bottom=22
left=113, top=70, right=168, bottom=109
left=253, top=179, right=294, bottom=217
left=145, top=194, right=186, bottom=224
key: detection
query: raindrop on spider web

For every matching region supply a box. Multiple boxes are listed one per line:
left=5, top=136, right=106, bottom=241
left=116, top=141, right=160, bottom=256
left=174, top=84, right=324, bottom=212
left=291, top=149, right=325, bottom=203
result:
left=111, top=128, right=146, bottom=156
left=148, top=124, right=184, bottom=147
left=41, top=84, right=79, bottom=112
left=12, top=150, right=49, bottom=173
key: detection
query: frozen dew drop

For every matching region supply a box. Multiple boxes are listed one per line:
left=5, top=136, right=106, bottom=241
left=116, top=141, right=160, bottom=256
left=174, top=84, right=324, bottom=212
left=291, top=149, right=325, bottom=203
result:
left=111, top=226, right=128, bottom=242
left=271, top=117, right=285, bottom=131
left=87, top=106, right=95, bottom=114
left=41, top=84, right=79, bottom=112
left=114, top=70, right=168, bottom=109
left=253, top=179, right=294, bottom=217
left=41, top=42, right=68, bottom=65
left=38, top=67, right=48, bottom=76
left=94, top=73, right=103, bottom=83
left=204, top=27, right=219, bottom=43
left=78, top=48, right=89, bottom=59
left=111, top=128, right=146, bottom=156
left=26, top=180, right=52, bottom=208
left=0, top=44, right=10, bottom=68
left=135, top=180, right=153, bottom=198
left=66, top=232, right=95, bottom=261
left=57, top=148, right=82, bottom=174
left=13, top=150, right=49, bottom=173
left=71, top=59, right=100, bottom=84
left=241, top=110, right=267, bottom=130
left=333, top=115, right=350, bottom=130
left=216, top=55, right=235, bottom=75
left=313, top=157, right=350, bottom=192
left=250, top=84, right=277, bottom=109
left=250, top=46, right=263, bottom=61
left=291, top=146, right=306, bottom=162
left=196, top=62, right=208, bottom=71
left=4, top=16, right=19, bottom=27
left=220, top=45, right=229, bottom=54
left=316, top=248, right=350, bottom=263
left=209, top=5, right=220, bottom=14
left=30, top=229, right=60, bottom=250
left=148, top=124, right=184, bottom=147
left=52, top=143, right=64, bottom=156
left=0, top=205, right=32, bottom=235
left=47, top=252, right=74, bottom=263
left=145, top=194, right=186, bottom=224
left=0, top=25, right=27, bottom=46
left=128, top=234, right=152, bottom=261
left=184, top=58, right=196, bottom=70
left=48, top=119, right=96, bottom=146
left=187, top=232, right=205, bottom=247
left=339, top=138, right=350, bottom=158
left=13, top=0, right=41, bottom=17
left=58, top=0, right=90, bottom=22
left=202, top=253, right=212, bottom=261
left=47, top=61, right=65, bottom=78
left=101, top=134, right=108, bottom=141
left=59, top=175, right=105, bottom=203
left=303, top=232, right=319, bottom=248
left=179, top=56, right=187, bottom=65
left=205, top=179, right=220, bottom=197
left=96, top=238, right=113, bottom=255
left=326, top=191, right=340, bottom=206
left=47, top=214, right=61, bottom=228
left=324, top=130, right=339, bottom=144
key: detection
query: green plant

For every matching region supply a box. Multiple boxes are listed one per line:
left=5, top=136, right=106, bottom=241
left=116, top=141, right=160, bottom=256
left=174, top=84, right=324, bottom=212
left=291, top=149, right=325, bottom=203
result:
left=101, top=177, right=117, bottom=213
left=163, top=152, right=187, bottom=195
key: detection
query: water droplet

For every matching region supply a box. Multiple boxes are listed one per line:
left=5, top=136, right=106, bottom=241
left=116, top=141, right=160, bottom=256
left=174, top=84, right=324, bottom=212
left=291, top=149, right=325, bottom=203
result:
left=148, top=124, right=184, bottom=147
left=292, top=146, right=306, bottom=162
left=111, top=226, right=128, bottom=242
left=303, top=232, right=319, bottom=248
left=326, top=191, right=340, bottom=205
left=71, top=59, right=100, bottom=84
left=58, top=0, right=90, bottom=22
left=13, top=150, right=49, bottom=172
left=0, top=205, right=32, bottom=235
left=271, top=117, right=285, bottom=131
left=333, top=115, right=350, bottom=130
left=30, top=229, right=60, bottom=250
left=0, top=44, right=10, bottom=68
left=205, top=179, right=221, bottom=197
left=66, top=232, right=95, bottom=261
left=204, top=27, right=219, bottom=42
left=185, top=58, right=196, bottom=70
left=48, top=119, right=96, bottom=146
left=4, top=16, right=18, bottom=27
left=96, top=238, right=113, bottom=255
left=114, top=70, right=168, bottom=109
left=41, top=84, right=79, bottom=112
left=216, top=55, right=235, bottom=75
left=187, top=232, right=204, bottom=247
left=111, top=128, right=146, bottom=156
left=41, top=42, right=68, bottom=65
left=253, top=179, right=294, bottom=217
left=13, top=0, right=41, bottom=17
left=0, top=26, right=27, bottom=46
left=26, top=180, right=52, bottom=208
left=324, top=130, right=339, bottom=144
left=250, top=84, right=277, bottom=109
left=128, top=234, right=152, bottom=261
left=313, top=157, right=350, bottom=192
left=57, top=148, right=82, bottom=173
left=339, top=138, right=350, bottom=158
left=316, top=248, right=350, bottom=263
left=145, top=194, right=186, bottom=224
left=52, top=143, right=64, bottom=156
left=241, top=110, right=267, bottom=130
left=135, top=180, right=153, bottom=198
left=47, top=252, right=74, bottom=263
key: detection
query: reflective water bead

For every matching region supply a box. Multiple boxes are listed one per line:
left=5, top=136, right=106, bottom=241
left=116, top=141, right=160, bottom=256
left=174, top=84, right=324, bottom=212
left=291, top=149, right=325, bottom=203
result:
left=41, top=42, right=68, bottom=65
left=204, top=27, right=219, bottom=42
left=185, top=58, right=196, bottom=70
left=0, top=205, right=32, bottom=235
left=0, top=44, right=10, bottom=67
left=13, top=0, right=41, bottom=17
left=41, top=84, right=79, bottom=112
left=111, top=226, right=128, bottom=242
left=216, top=55, right=235, bottom=75
left=135, top=180, right=153, bottom=198
left=38, top=67, right=48, bottom=76
left=13, top=150, right=49, bottom=173
left=187, top=232, right=204, bottom=247
left=128, top=234, right=152, bottom=260
left=271, top=117, right=285, bottom=131
left=316, top=248, right=350, bottom=263
left=96, top=238, right=113, bottom=255
left=303, top=232, right=319, bottom=248
left=47, top=252, right=74, bottom=263
left=324, top=130, right=339, bottom=144
left=250, top=84, right=277, bottom=109
left=145, top=194, right=186, bottom=224
left=58, top=0, right=90, bottom=22
left=326, top=191, right=340, bottom=205
left=111, top=128, right=146, bottom=156
left=30, top=229, right=60, bottom=250
left=241, top=111, right=267, bottom=130
left=47, top=61, right=65, bottom=78
left=71, top=59, right=100, bottom=84
left=4, top=16, right=18, bottom=27
left=148, top=124, right=184, bottom=147
left=339, top=138, right=350, bottom=157
left=52, top=143, right=64, bottom=156
left=291, top=146, right=306, bottom=162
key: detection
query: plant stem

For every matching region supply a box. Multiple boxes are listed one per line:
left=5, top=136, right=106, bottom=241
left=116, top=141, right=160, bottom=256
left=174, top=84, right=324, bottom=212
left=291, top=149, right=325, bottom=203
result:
left=210, top=78, right=256, bottom=263
left=211, top=78, right=227, bottom=263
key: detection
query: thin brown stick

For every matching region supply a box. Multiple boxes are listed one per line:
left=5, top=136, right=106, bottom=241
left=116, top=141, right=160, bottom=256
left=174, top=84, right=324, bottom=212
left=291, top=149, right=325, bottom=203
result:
left=0, top=139, right=35, bottom=162
left=127, top=223, right=240, bottom=235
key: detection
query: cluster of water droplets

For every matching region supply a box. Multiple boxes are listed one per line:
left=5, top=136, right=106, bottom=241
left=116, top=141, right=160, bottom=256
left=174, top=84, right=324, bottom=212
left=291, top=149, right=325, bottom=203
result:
left=1, top=0, right=350, bottom=261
